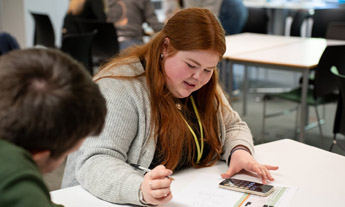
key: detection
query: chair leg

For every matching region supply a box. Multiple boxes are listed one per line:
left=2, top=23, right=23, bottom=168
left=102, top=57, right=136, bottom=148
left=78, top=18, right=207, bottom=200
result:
left=314, top=105, right=324, bottom=147
left=261, top=97, right=267, bottom=143
left=294, top=104, right=300, bottom=139
left=329, top=134, right=337, bottom=151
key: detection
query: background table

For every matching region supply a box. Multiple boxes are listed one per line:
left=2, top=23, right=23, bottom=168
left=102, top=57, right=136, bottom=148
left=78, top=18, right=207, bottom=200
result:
left=243, top=0, right=341, bottom=35
left=51, top=139, right=345, bottom=207
left=223, top=33, right=345, bottom=142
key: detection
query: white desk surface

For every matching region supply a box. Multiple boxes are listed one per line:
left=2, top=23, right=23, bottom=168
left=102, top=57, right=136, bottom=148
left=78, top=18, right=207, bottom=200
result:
left=224, top=33, right=329, bottom=69
left=230, top=37, right=326, bottom=69
left=224, top=33, right=302, bottom=57
left=51, top=139, right=345, bottom=207
left=226, top=35, right=345, bottom=69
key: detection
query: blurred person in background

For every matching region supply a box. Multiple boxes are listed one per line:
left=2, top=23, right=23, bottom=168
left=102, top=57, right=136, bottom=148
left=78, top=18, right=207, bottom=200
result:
left=106, top=0, right=164, bottom=50
left=62, top=0, right=107, bottom=36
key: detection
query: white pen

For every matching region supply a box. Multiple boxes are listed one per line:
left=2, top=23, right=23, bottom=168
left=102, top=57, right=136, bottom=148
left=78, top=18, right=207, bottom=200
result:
left=129, top=163, right=175, bottom=181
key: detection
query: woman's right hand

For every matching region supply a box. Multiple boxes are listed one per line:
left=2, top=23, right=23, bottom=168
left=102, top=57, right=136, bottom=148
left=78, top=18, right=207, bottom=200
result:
left=140, top=165, right=174, bottom=205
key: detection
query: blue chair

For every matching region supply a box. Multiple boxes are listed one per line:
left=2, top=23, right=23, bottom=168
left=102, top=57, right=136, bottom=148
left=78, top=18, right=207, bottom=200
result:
left=0, top=32, right=20, bottom=55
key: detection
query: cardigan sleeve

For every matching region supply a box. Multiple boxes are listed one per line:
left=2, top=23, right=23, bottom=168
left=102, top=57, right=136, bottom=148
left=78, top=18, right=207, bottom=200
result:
left=69, top=77, right=150, bottom=206
left=218, top=89, right=254, bottom=165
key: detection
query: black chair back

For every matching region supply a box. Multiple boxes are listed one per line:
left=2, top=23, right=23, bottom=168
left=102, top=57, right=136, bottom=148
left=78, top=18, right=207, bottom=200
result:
left=31, top=12, right=55, bottom=48
left=290, top=10, right=310, bottom=37
left=312, top=8, right=345, bottom=38
left=334, top=84, right=345, bottom=135
left=330, top=66, right=345, bottom=151
left=77, top=20, right=120, bottom=65
left=242, top=7, right=268, bottom=34
left=61, top=31, right=97, bottom=75
left=62, top=14, right=83, bottom=37
left=326, top=22, right=345, bottom=40
left=314, top=45, right=345, bottom=99
left=329, top=66, right=345, bottom=151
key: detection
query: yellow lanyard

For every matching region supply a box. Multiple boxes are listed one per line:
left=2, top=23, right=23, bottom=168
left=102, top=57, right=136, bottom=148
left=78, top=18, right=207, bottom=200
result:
left=180, top=96, right=204, bottom=163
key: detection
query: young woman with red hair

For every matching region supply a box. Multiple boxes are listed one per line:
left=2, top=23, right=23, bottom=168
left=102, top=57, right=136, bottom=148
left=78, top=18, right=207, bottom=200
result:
left=62, top=7, right=278, bottom=206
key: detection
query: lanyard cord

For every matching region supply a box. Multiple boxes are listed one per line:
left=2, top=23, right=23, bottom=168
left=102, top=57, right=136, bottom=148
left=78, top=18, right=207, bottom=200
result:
left=180, top=95, right=204, bottom=163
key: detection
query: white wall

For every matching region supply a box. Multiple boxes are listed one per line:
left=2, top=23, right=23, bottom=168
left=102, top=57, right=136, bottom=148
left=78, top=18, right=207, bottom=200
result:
left=0, top=0, right=25, bottom=47
left=0, top=0, right=3, bottom=30
left=0, top=0, right=68, bottom=48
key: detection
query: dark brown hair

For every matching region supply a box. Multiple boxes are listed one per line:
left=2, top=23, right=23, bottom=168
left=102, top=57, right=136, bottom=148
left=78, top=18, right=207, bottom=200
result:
left=95, top=8, right=226, bottom=170
left=0, top=48, right=107, bottom=158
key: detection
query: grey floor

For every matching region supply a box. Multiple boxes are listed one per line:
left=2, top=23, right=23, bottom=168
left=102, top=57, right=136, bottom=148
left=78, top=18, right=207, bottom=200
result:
left=44, top=64, right=345, bottom=191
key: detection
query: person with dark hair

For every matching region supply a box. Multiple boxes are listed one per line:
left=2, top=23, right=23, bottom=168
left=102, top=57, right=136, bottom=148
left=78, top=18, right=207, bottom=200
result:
left=0, top=48, right=107, bottom=206
left=62, top=8, right=278, bottom=206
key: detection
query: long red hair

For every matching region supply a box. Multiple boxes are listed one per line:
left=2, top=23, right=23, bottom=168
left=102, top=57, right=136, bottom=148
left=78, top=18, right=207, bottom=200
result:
left=95, top=8, right=227, bottom=170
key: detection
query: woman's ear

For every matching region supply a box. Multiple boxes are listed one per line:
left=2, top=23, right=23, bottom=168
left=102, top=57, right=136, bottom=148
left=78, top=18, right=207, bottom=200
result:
left=161, top=37, right=170, bottom=57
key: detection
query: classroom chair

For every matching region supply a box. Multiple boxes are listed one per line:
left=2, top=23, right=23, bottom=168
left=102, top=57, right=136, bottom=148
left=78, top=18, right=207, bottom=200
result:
left=61, top=31, right=97, bottom=75
left=311, top=8, right=345, bottom=38
left=77, top=20, right=120, bottom=66
left=261, top=45, right=345, bottom=144
left=31, top=12, right=55, bottom=48
left=290, top=10, right=310, bottom=37
left=325, top=22, right=345, bottom=40
left=329, top=66, right=345, bottom=152
left=242, top=7, right=269, bottom=34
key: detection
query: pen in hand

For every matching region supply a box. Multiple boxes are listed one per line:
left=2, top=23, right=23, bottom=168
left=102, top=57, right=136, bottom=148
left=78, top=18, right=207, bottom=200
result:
left=129, top=163, right=175, bottom=181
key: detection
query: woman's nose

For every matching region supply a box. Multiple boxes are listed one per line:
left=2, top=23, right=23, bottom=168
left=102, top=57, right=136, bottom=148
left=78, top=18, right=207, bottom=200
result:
left=191, top=70, right=202, bottom=81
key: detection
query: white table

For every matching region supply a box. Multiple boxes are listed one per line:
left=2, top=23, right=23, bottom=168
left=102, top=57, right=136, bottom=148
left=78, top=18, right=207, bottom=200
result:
left=51, top=139, right=345, bottom=207
left=243, top=0, right=341, bottom=35
left=243, top=0, right=339, bottom=10
left=223, top=33, right=345, bottom=142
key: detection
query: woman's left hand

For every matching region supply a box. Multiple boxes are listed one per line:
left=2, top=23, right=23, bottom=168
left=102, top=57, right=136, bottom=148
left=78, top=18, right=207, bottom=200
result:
left=221, top=149, right=279, bottom=184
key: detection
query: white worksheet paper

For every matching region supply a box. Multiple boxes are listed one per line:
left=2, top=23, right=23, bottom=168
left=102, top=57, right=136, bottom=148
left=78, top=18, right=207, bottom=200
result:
left=166, top=173, right=297, bottom=207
